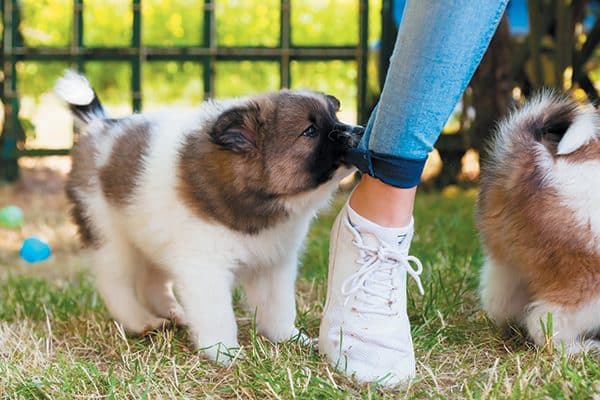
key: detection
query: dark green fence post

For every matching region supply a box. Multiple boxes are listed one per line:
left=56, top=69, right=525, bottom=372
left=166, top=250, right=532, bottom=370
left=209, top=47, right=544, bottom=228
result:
left=379, top=0, right=396, bottom=90
left=73, top=0, right=84, bottom=71
left=203, top=0, right=214, bottom=99
left=357, top=0, right=368, bottom=124
left=0, top=0, right=23, bottom=182
left=132, top=0, right=142, bottom=112
left=280, top=0, right=290, bottom=88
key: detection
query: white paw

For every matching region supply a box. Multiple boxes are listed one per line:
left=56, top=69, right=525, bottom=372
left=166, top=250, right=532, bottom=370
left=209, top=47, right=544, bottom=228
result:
left=202, top=342, right=243, bottom=365
left=262, top=326, right=315, bottom=348
left=122, top=316, right=169, bottom=335
left=290, top=331, right=317, bottom=347
left=564, top=339, right=600, bottom=355
left=168, top=305, right=187, bottom=326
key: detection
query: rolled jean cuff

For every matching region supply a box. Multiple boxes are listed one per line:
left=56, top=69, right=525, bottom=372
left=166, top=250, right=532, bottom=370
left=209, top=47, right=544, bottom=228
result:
left=345, top=148, right=427, bottom=189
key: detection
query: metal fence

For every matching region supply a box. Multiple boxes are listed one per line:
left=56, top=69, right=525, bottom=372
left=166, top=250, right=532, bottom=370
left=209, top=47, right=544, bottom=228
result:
left=0, top=0, right=371, bottom=181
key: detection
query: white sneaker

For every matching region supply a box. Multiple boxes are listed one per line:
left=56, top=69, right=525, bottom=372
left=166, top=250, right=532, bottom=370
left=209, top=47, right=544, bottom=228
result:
left=319, top=205, right=424, bottom=387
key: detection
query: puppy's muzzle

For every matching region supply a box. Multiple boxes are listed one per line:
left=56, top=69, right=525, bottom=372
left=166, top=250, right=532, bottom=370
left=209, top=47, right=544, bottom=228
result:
left=329, top=123, right=365, bottom=149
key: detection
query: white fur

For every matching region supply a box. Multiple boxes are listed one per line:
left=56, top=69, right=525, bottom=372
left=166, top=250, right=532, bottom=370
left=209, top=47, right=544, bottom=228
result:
left=539, top=157, right=600, bottom=355
left=54, top=70, right=95, bottom=106
left=524, top=296, right=600, bottom=354
left=482, top=253, right=600, bottom=355
left=557, top=105, right=600, bottom=155
left=481, top=155, right=600, bottom=354
left=479, top=256, right=530, bottom=327
left=552, top=159, right=600, bottom=253
left=71, top=99, right=347, bottom=363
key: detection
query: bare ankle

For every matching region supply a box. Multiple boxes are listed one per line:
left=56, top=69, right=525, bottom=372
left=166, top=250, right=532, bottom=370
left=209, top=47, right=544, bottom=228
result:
left=349, top=175, right=416, bottom=227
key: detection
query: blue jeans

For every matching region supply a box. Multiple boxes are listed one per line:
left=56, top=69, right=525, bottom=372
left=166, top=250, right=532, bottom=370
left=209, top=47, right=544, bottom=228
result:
left=348, top=0, right=509, bottom=188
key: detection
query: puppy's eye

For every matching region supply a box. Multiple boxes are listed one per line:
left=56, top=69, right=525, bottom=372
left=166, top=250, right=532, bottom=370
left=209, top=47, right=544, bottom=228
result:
left=301, top=125, right=317, bottom=138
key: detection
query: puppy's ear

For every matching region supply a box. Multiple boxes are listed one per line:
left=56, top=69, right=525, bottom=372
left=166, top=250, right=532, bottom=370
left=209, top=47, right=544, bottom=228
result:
left=326, top=94, right=341, bottom=112
left=211, top=106, right=258, bottom=153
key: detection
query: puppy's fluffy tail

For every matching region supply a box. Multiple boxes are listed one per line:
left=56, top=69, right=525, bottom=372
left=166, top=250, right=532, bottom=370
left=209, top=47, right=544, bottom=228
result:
left=54, top=70, right=107, bottom=127
left=553, top=100, right=600, bottom=155
left=490, top=91, right=599, bottom=163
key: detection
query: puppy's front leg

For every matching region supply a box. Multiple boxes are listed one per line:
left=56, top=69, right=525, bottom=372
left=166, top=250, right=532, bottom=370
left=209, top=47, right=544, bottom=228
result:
left=241, top=257, right=302, bottom=342
left=175, top=265, right=239, bottom=363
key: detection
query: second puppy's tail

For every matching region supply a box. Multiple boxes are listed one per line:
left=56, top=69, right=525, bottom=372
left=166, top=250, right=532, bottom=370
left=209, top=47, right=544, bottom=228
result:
left=54, top=70, right=107, bottom=127
left=490, top=91, right=599, bottom=162
left=530, top=93, right=599, bottom=156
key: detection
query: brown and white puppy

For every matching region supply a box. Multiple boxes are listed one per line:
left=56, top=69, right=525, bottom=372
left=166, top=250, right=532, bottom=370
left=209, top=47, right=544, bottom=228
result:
left=478, top=92, right=600, bottom=354
left=55, top=71, right=363, bottom=362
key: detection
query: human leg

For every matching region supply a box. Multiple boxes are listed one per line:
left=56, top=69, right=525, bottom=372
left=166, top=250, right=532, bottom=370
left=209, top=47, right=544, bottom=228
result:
left=320, top=0, right=509, bottom=386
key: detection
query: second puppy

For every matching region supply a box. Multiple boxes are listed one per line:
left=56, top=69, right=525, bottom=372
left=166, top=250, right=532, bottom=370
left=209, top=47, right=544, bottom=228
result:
left=478, top=92, right=600, bottom=353
left=56, top=72, right=363, bottom=362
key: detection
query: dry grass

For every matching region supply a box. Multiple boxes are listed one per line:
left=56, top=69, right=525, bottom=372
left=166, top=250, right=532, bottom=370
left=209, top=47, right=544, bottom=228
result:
left=1, top=164, right=600, bottom=399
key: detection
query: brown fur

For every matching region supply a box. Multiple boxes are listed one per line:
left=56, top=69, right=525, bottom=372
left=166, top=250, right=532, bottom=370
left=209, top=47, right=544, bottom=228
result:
left=177, top=91, right=343, bottom=234
left=99, top=122, right=151, bottom=205
left=177, top=132, right=289, bottom=235
left=67, top=120, right=151, bottom=246
left=66, top=135, right=102, bottom=247
left=478, top=101, right=600, bottom=308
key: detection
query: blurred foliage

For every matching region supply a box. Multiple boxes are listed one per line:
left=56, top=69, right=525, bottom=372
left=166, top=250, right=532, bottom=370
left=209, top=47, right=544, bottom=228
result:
left=215, top=61, right=280, bottom=97
left=216, top=0, right=279, bottom=46
left=20, top=0, right=71, bottom=47
left=291, top=60, right=357, bottom=114
left=292, top=0, right=358, bottom=46
left=17, top=61, right=69, bottom=95
left=143, top=62, right=204, bottom=105
left=83, top=0, right=132, bottom=47
left=15, top=0, right=382, bottom=119
left=143, top=0, right=202, bottom=46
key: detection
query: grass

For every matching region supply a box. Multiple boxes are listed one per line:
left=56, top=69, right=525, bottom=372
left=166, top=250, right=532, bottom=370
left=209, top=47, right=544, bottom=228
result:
left=1, top=169, right=600, bottom=399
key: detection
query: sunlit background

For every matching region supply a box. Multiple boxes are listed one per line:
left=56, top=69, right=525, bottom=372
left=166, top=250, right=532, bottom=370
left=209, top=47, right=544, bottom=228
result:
left=2, top=0, right=600, bottom=185
left=16, top=0, right=382, bottom=153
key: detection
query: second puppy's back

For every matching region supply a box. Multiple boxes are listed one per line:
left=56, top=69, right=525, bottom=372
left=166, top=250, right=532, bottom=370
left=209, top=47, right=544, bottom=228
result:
left=478, top=91, right=600, bottom=310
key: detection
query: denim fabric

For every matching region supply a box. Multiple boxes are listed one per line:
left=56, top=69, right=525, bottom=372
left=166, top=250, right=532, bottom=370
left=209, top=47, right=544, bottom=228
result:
left=349, top=0, right=508, bottom=188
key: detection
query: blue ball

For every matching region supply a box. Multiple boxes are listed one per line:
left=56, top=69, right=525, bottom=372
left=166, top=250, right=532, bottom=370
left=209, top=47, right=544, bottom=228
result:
left=20, top=237, right=51, bottom=263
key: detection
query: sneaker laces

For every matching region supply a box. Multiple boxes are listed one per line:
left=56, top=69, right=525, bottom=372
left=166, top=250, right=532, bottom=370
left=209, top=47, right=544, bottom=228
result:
left=340, top=217, right=424, bottom=316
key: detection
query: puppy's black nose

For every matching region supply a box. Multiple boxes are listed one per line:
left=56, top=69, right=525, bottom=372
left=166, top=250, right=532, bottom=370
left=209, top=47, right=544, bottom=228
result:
left=329, top=123, right=365, bottom=149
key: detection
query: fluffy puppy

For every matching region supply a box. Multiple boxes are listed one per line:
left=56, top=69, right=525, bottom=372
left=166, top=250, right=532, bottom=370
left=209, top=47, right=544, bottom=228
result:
left=478, top=92, right=600, bottom=354
left=55, top=71, right=363, bottom=362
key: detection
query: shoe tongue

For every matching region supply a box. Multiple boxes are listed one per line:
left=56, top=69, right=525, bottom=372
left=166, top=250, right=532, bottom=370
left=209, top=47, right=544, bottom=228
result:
left=358, top=226, right=413, bottom=254
left=345, top=207, right=414, bottom=253
left=359, top=230, right=384, bottom=248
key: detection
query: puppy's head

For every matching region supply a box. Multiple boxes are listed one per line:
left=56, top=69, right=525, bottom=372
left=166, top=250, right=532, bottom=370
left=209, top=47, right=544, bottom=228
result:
left=209, top=90, right=363, bottom=196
